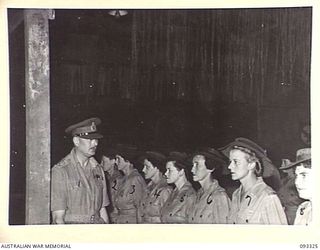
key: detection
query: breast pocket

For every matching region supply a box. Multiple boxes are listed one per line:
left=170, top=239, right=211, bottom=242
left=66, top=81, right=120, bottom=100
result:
left=238, top=208, right=255, bottom=224
left=67, top=180, right=86, bottom=207
left=68, top=180, right=83, bottom=190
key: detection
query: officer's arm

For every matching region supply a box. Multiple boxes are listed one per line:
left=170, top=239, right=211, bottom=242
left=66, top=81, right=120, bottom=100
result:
left=100, top=207, right=109, bottom=223
left=51, top=167, right=67, bottom=224
left=52, top=210, right=65, bottom=224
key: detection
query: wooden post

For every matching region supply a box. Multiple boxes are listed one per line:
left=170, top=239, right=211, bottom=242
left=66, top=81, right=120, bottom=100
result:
left=24, top=9, right=52, bottom=224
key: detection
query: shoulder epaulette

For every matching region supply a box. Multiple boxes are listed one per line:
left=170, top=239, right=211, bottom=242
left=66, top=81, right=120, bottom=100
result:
left=256, top=182, right=277, bottom=197
left=264, top=186, right=277, bottom=196
left=53, top=156, right=71, bottom=169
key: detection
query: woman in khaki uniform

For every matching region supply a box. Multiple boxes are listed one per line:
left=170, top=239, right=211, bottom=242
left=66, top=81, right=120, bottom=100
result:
left=160, top=152, right=196, bottom=223
left=280, top=148, right=312, bottom=225
left=188, top=148, right=230, bottom=224
left=101, top=151, right=124, bottom=223
left=113, top=146, right=147, bottom=223
left=220, top=137, right=287, bottom=224
left=139, top=151, right=173, bottom=223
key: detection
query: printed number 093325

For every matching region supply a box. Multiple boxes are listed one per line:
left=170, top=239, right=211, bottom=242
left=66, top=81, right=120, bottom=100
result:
left=300, top=244, right=318, bottom=248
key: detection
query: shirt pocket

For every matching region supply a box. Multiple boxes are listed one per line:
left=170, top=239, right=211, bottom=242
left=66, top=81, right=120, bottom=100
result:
left=67, top=180, right=86, bottom=208
left=68, top=180, right=83, bottom=191
left=238, top=208, right=255, bottom=224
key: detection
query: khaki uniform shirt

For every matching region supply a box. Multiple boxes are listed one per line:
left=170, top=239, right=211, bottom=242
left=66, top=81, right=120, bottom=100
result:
left=160, top=181, right=196, bottom=223
left=105, top=169, right=124, bottom=223
left=51, top=149, right=109, bottom=224
left=113, top=168, right=147, bottom=223
left=228, top=177, right=287, bottom=224
left=294, top=201, right=312, bottom=225
left=140, top=177, right=173, bottom=223
left=189, top=179, right=231, bottom=224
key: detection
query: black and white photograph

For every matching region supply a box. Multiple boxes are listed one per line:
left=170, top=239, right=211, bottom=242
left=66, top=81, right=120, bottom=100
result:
left=1, top=0, right=320, bottom=247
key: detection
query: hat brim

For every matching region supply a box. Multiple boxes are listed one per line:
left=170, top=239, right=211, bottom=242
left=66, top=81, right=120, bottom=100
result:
left=65, top=117, right=102, bottom=134
left=220, top=141, right=265, bottom=160
left=192, top=152, right=230, bottom=175
left=219, top=142, right=277, bottom=178
left=280, top=157, right=311, bottom=170
left=115, top=146, right=141, bottom=165
left=193, top=151, right=228, bottom=167
left=78, top=133, right=103, bottom=139
left=166, top=157, right=190, bottom=169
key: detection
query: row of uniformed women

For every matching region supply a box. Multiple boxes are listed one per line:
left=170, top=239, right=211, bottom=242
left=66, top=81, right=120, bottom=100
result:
left=101, top=137, right=288, bottom=224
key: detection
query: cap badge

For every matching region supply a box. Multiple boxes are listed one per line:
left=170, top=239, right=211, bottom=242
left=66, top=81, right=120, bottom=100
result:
left=90, top=122, right=96, bottom=132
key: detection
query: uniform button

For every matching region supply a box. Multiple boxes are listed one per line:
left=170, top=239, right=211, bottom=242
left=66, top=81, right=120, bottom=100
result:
left=245, top=219, right=249, bottom=223
left=150, top=202, right=152, bottom=204
left=192, top=217, right=194, bottom=221
left=233, top=222, right=235, bottom=224
left=169, top=213, right=172, bottom=216
left=200, top=215, right=203, bottom=218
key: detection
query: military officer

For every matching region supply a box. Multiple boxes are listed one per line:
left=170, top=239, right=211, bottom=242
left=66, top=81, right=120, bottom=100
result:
left=160, top=152, right=196, bottom=223
left=280, top=148, right=312, bottom=225
left=113, top=145, right=147, bottom=223
left=101, top=150, right=124, bottom=223
left=189, top=148, right=231, bottom=224
left=139, top=151, right=173, bottom=223
left=51, top=117, right=109, bottom=224
left=220, top=137, right=287, bottom=224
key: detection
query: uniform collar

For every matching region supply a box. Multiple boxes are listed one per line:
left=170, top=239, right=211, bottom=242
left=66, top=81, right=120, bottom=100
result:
left=300, top=200, right=312, bottom=209
left=126, top=168, right=139, bottom=179
left=155, top=175, right=169, bottom=189
left=239, top=177, right=265, bottom=201
left=70, top=148, right=99, bottom=169
left=178, top=181, right=193, bottom=192
left=200, top=179, right=219, bottom=194
left=111, top=169, right=123, bottom=179
left=147, top=175, right=167, bottom=189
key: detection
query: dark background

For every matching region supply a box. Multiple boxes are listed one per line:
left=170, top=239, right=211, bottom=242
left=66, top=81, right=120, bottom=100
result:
left=8, top=8, right=311, bottom=224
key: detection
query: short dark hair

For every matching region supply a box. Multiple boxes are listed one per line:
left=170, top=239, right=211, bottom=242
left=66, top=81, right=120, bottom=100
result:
left=104, top=149, right=117, bottom=160
left=143, top=151, right=167, bottom=173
